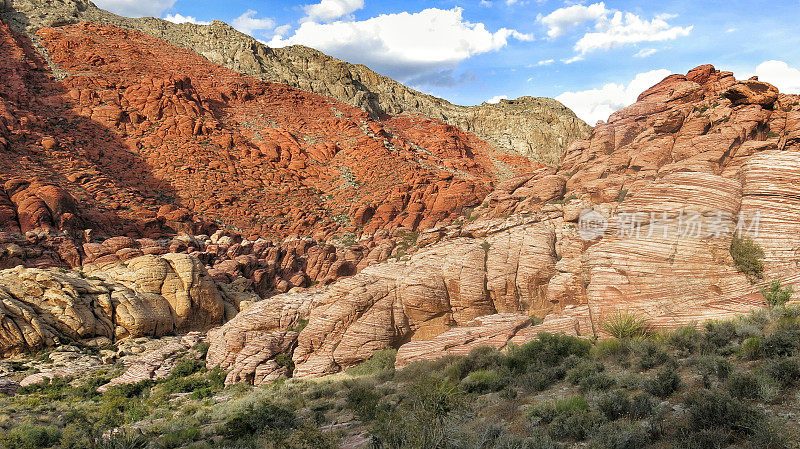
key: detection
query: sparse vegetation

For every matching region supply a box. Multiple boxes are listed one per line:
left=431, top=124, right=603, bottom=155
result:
left=730, top=235, right=764, bottom=282
left=5, top=307, right=800, bottom=448
left=601, top=310, right=651, bottom=339
left=761, top=279, right=794, bottom=307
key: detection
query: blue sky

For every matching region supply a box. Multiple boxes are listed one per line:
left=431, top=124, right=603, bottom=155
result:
left=95, top=0, right=800, bottom=124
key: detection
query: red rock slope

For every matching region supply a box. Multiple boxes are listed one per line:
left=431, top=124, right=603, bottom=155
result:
left=0, top=20, right=533, bottom=243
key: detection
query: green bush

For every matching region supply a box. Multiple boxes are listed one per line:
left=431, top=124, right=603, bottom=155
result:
left=628, top=393, right=658, bottom=419
left=632, top=340, right=669, bottom=370
left=346, top=348, right=397, bottom=377
left=730, top=235, right=764, bottom=282
left=515, top=364, right=566, bottom=392
left=685, top=389, right=763, bottom=435
left=761, top=279, right=794, bottom=307
left=762, top=325, right=800, bottom=357
left=95, top=430, right=148, bottom=449
left=643, top=364, right=681, bottom=398
left=346, top=384, right=381, bottom=421
left=596, top=390, right=631, bottom=420
left=460, top=369, right=509, bottom=393
left=725, top=371, right=761, bottom=399
left=505, top=333, right=591, bottom=373
left=528, top=396, right=588, bottom=425
left=600, top=310, right=650, bottom=339
left=223, top=400, right=297, bottom=439
left=740, top=336, right=762, bottom=359
left=0, top=424, right=61, bottom=449
left=667, top=325, right=702, bottom=353
left=548, top=410, right=606, bottom=441
left=590, top=420, right=652, bottom=449
left=159, top=427, right=201, bottom=449
left=566, top=360, right=615, bottom=392
left=765, top=357, right=800, bottom=387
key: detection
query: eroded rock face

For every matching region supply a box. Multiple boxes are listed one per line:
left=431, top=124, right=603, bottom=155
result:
left=0, top=253, right=232, bottom=356
left=206, top=65, right=800, bottom=379
left=1, top=0, right=591, bottom=165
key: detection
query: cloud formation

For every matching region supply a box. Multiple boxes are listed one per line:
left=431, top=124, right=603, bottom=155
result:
left=486, top=94, right=509, bottom=103
left=753, top=60, right=800, bottom=94
left=302, top=0, right=364, bottom=23
left=539, top=3, right=691, bottom=60
left=232, top=10, right=276, bottom=35
left=556, top=69, right=671, bottom=124
left=93, top=0, right=176, bottom=17
left=164, top=13, right=210, bottom=25
left=269, top=8, right=532, bottom=83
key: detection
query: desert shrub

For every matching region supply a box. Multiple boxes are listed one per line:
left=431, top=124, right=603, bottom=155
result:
left=515, top=364, right=566, bottom=392
left=460, top=369, right=509, bottom=394
left=628, top=393, right=658, bottom=419
left=223, top=400, right=297, bottom=439
left=170, top=356, right=206, bottom=378
left=0, top=424, right=61, bottom=449
left=346, top=348, right=397, bottom=378
left=761, top=279, right=794, bottom=307
left=370, top=379, right=464, bottom=449
left=59, top=423, right=93, bottom=449
left=590, top=420, right=651, bottom=449
left=684, top=389, right=766, bottom=439
left=703, top=320, right=739, bottom=351
left=16, top=376, right=73, bottom=399
left=600, top=311, right=650, bottom=339
left=591, top=338, right=629, bottom=361
left=566, top=360, right=615, bottom=392
left=643, top=363, right=681, bottom=398
left=346, top=384, right=381, bottom=421
left=730, top=235, right=764, bottom=282
left=193, top=341, right=211, bottom=358
left=548, top=410, right=606, bottom=441
left=762, top=325, right=800, bottom=357
left=740, top=336, right=762, bottom=359
left=159, top=427, right=201, bottom=449
left=631, top=340, right=669, bottom=371
left=764, top=357, right=800, bottom=387
left=104, top=379, right=155, bottom=399
left=274, top=352, right=294, bottom=372
left=596, top=390, right=631, bottom=420
left=95, top=430, right=149, bottom=449
left=505, top=333, right=591, bottom=373
left=725, top=371, right=761, bottom=399
left=528, top=396, right=588, bottom=425
left=446, top=345, right=506, bottom=380
left=666, top=325, right=701, bottom=354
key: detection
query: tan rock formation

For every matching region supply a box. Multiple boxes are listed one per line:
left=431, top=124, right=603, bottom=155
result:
left=0, top=253, right=232, bottom=355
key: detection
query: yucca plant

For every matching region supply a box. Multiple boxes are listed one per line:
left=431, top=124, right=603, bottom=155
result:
left=601, top=310, right=651, bottom=339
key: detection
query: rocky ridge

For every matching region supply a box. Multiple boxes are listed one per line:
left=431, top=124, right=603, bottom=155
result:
left=0, top=0, right=591, bottom=164
left=207, top=65, right=800, bottom=380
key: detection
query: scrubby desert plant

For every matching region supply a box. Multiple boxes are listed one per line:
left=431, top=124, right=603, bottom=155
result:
left=760, top=279, right=794, bottom=307
left=601, top=310, right=651, bottom=339
left=730, top=235, right=764, bottom=282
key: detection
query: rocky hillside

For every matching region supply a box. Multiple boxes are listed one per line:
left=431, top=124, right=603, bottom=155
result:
left=0, top=14, right=546, bottom=356
left=207, top=65, right=800, bottom=380
left=0, top=0, right=591, bottom=164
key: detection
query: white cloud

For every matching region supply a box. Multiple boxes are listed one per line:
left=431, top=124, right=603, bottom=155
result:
left=752, top=60, right=800, bottom=94
left=726, top=27, right=737, bottom=33
left=268, top=7, right=533, bottom=82
left=634, top=48, right=657, bottom=58
left=232, top=10, right=275, bottom=35
left=574, top=11, right=692, bottom=55
left=539, top=3, right=691, bottom=60
left=93, top=0, right=176, bottom=17
left=302, top=0, right=364, bottom=23
left=556, top=69, right=671, bottom=124
left=480, top=0, right=493, bottom=6
left=538, top=2, right=608, bottom=38
left=537, top=59, right=555, bottom=66
left=164, top=13, right=210, bottom=25
left=273, top=24, right=292, bottom=37
left=487, top=95, right=509, bottom=103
